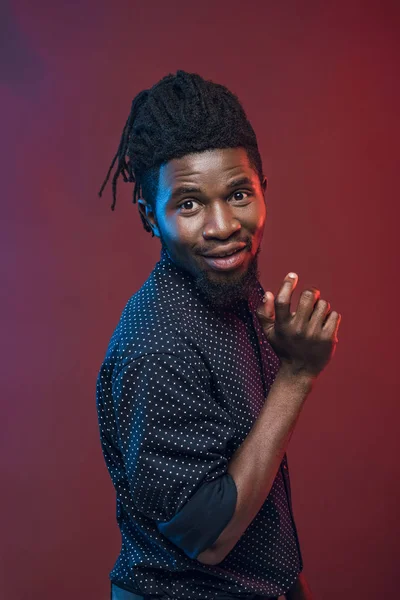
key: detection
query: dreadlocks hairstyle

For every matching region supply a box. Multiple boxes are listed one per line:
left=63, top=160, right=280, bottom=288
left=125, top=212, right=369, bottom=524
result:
left=99, top=70, right=264, bottom=236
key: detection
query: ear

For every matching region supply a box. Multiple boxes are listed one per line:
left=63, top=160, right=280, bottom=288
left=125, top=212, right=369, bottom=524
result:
left=262, top=176, right=268, bottom=194
left=137, top=198, right=161, bottom=238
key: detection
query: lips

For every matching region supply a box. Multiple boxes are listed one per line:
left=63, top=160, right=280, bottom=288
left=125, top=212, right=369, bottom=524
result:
left=202, top=247, right=247, bottom=271
left=201, top=243, right=247, bottom=258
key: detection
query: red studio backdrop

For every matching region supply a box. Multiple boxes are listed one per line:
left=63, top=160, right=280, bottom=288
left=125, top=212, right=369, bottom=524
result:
left=1, top=2, right=399, bottom=599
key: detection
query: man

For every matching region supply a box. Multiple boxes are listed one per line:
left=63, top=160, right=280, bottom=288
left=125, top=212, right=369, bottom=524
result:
left=96, top=70, right=341, bottom=600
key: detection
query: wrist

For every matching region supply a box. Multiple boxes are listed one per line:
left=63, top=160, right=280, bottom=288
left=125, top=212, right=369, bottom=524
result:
left=278, top=361, right=317, bottom=392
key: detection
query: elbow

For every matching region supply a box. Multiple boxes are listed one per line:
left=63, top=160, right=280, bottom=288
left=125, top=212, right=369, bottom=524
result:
left=196, top=544, right=222, bottom=565
left=197, top=536, right=237, bottom=565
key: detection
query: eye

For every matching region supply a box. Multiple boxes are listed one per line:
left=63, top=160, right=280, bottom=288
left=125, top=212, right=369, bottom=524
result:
left=177, top=199, right=200, bottom=212
left=231, top=191, right=250, bottom=201
left=177, top=191, right=251, bottom=213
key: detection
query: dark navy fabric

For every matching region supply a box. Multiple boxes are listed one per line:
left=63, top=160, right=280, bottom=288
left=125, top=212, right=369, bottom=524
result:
left=96, top=246, right=303, bottom=599
left=111, top=582, right=280, bottom=600
left=111, top=582, right=279, bottom=600
left=157, top=470, right=238, bottom=560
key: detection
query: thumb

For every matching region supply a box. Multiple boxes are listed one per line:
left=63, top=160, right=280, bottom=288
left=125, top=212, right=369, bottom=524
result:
left=256, top=291, right=275, bottom=325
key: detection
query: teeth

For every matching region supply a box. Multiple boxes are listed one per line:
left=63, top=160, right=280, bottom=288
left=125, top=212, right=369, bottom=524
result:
left=208, top=247, right=243, bottom=258
left=219, top=248, right=240, bottom=258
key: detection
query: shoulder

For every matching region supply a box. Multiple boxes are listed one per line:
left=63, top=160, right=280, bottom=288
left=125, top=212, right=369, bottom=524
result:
left=101, top=258, right=216, bottom=382
left=108, top=290, right=208, bottom=380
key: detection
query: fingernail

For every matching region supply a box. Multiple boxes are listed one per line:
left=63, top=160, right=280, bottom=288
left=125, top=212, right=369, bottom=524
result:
left=288, top=272, right=297, bottom=279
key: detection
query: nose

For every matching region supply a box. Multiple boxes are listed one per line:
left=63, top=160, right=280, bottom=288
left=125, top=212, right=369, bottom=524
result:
left=202, top=201, right=241, bottom=239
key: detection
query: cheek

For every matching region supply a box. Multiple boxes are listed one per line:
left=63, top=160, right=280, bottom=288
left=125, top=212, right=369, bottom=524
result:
left=257, top=205, right=267, bottom=231
left=246, top=201, right=266, bottom=234
left=158, top=212, right=194, bottom=246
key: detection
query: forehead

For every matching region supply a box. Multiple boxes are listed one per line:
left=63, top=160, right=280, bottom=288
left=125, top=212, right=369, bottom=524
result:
left=158, top=147, right=256, bottom=189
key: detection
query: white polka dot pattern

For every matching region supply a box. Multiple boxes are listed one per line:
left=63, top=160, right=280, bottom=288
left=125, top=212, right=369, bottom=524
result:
left=96, top=247, right=303, bottom=599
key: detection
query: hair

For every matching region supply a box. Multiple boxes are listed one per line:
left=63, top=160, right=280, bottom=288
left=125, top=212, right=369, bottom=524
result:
left=99, top=70, right=264, bottom=236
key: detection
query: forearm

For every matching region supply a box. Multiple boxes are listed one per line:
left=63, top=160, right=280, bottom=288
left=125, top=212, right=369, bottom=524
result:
left=207, top=363, right=316, bottom=563
left=285, top=572, right=314, bottom=599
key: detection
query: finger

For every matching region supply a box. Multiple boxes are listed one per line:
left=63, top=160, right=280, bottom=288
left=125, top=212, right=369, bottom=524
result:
left=322, top=311, right=342, bottom=340
left=274, top=272, right=298, bottom=324
left=308, top=299, right=331, bottom=332
left=292, top=287, right=320, bottom=327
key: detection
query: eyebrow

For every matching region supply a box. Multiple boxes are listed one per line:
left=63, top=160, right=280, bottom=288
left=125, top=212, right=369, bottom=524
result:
left=170, top=176, right=255, bottom=201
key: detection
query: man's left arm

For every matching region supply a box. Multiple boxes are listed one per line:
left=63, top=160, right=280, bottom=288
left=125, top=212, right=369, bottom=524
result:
left=285, top=572, right=314, bottom=600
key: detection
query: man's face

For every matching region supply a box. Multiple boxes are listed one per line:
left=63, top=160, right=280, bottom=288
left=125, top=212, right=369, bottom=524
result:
left=138, top=147, right=267, bottom=309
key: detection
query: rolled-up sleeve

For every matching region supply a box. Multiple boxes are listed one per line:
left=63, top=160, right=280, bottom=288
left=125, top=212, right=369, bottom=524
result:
left=111, top=352, right=238, bottom=559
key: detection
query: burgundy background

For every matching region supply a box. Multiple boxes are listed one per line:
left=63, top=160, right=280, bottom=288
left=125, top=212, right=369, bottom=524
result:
left=1, top=2, right=399, bottom=599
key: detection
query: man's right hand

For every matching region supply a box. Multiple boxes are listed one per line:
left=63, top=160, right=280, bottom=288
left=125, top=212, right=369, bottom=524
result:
left=255, top=272, right=342, bottom=378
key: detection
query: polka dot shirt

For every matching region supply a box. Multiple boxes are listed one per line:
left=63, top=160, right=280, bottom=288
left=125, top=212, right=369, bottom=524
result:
left=96, top=247, right=303, bottom=600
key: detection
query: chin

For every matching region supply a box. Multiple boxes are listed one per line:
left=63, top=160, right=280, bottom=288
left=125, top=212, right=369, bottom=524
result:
left=194, top=256, right=260, bottom=309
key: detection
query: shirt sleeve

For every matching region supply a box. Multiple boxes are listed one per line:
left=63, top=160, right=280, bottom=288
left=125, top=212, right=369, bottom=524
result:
left=111, top=352, right=238, bottom=559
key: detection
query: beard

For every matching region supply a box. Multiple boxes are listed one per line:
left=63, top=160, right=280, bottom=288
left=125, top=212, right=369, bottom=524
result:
left=193, top=245, right=261, bottom=310
left=159, top=237, right=261, bottom=311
